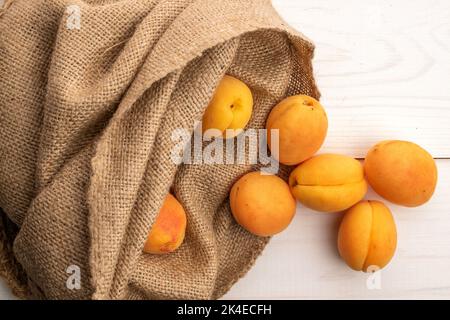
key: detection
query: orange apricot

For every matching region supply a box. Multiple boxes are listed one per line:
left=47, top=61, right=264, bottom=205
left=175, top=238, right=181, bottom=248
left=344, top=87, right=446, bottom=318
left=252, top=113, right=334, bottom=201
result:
left=143, top=194, right=187, bottom=254
left=230, top=171, right=296, bottom=237
left=338, top=200, right=397, bottom=272
left=266, top=95, right=328, bottom=165
left=202, top=75, right=253, bottom=139
left=364, top=140, right=437, bottom=207
left=289, top=154, right=367, bottom=213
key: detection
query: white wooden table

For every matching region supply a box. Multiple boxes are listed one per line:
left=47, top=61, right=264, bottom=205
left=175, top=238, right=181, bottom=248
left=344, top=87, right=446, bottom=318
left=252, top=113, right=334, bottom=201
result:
left=224, top=0, right=450, bottom=299
left=1, top=0, right=450, bottom=300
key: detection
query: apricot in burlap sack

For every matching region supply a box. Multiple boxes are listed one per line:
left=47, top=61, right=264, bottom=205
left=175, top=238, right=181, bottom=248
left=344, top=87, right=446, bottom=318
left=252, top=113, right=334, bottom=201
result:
left=0, top=0, right=319, bottom=299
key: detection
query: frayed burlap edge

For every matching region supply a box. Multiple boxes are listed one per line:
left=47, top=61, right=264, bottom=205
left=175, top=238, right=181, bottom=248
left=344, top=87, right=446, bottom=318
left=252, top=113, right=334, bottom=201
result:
left=212, top=237, right=270, bottom=300
left=0, top=210, right=29, bottom=299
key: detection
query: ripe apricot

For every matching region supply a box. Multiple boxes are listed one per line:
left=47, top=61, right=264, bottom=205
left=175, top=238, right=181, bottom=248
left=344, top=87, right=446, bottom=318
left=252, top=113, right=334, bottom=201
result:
left=143, top=194, right=187, bottom=254
left=202, top=75, right=253, bottom=139
left=289, top=154, right=367, bottom=213
left=266, top=95, right=328, bottom=165
left=230, top=171, right=296, bottom=237
left=364, top=140, right=437, bottom=207
left=338, top=200, right=397, bottom=272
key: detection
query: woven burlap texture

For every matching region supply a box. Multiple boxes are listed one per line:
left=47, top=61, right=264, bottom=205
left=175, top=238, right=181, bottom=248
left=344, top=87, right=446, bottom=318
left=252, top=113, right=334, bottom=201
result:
left=0, top=0, right=319, bottom=299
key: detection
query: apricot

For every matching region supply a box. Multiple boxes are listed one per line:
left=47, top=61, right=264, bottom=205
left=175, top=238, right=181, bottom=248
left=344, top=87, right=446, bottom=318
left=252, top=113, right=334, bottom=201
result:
left=364, top=140, right=437, bottom=207
left=266, top=95, right=328, bottom=165
left=143, top=194, right=187, bottom=254
left=202, top=75, right=253, bottom=139
left=289, top=154, right=367, bottom=213
left=338, top=200, right=397, bottom=272
left=230, top=171, right=296, bottom=237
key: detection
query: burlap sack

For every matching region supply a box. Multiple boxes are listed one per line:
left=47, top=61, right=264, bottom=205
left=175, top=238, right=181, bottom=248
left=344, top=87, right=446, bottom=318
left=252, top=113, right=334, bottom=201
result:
left=0, top=0, right=319, bottom=299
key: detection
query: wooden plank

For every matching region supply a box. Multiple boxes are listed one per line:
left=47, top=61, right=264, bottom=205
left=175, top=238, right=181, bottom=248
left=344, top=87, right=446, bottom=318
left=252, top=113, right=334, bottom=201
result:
left=272, top=0, right=450, bottom=158
left=223, top=159, right=450, bottom=299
